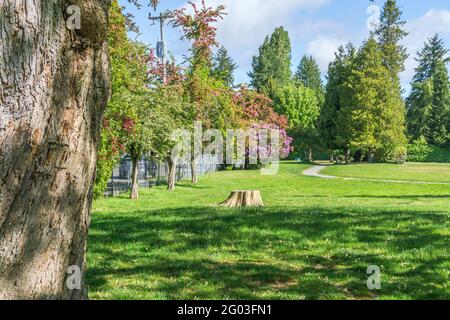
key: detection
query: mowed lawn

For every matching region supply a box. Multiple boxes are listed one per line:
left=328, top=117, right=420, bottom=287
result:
left=321, top=163, right=450, bottom=183
left=87, top=162, right=450, bottom=300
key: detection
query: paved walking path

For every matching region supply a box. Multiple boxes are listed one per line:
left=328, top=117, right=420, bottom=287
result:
left=302, top=166, right=337, bottom=179
left=302, top=165, right=450, bottom=185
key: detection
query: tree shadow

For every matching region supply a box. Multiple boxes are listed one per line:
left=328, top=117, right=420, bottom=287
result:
left=175, top=184, right=214, bottom=190
left=86, top=205, right=450, bottom=300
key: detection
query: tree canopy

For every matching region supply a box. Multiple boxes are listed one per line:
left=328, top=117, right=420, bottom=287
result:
left=407, top=34, right=450, bottom=147
left=212, top=46, right=238, bottom=87
left=249, top=27, right=292, bottom=98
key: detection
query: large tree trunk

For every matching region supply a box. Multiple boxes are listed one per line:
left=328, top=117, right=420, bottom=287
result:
left=130, top=155, right=139, bottom=200
left=0, top=0, right=110, bottom=300
left=166, top=157, right=177, bottom=191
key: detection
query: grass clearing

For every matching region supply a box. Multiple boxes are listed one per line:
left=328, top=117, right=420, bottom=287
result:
left=88, top=162, right=450, bottom=300
left=320, top=163, right=450, bottom=183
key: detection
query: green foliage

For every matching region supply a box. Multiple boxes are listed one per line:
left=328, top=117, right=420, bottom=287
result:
left=95, top=1, right=187, bottom=197
left=94, top=134, right=120, bottom=198
left=273, top=84, right=320, bottom=161
left=95, top=1, right=149, bottom=197
left=374, top=0, right=408, bottom=79
left=175, top=1, right=234, bottom=149
left=249, top=27, right=292, bottom=98
left=295, top=55, right=324, bottom=106
left=407, top=34, right=450, bottom=146
left=212, top=46, right=237, bottom=87
left=408, top=136, right=450, bottom=163
left=383, top=146, right=408, bottom=164
left=339, top=38, right=407, bottom=160
left=407, top=136, right=432, bottom=162
left=406, top=79, right=434, bottom=140
left=429, top=60, right=450, bottom=145
left=273, top=84, right=319, bottom=129
left=319, top=43, right=356, bottom=151
left=413, top=34, right=449, bottom=83
left=148, top=85, right=190, bottom=157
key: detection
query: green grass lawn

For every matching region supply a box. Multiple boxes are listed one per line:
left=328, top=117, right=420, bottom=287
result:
left=321, top=163, right=450, bottom=183
left=87, top=162, right=450, bottom=300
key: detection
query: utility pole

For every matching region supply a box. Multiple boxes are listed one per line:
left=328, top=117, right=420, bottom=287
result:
left=149, top=11, right=173, bottom=84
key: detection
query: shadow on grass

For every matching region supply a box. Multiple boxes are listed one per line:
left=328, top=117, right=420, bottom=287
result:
left=87, top=206, right=449, bottom=300
left=175, top=184, right=214, bottom=190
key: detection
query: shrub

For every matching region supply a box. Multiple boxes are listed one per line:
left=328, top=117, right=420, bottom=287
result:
left=407, top=136, right=450, bottom=163
left=407, top=136, right=432, bottom=162
left=382, top=146, right=408, bottom=164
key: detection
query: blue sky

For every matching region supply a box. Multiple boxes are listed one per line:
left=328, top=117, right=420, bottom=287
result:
left=120, top=0, right=450, bottom=93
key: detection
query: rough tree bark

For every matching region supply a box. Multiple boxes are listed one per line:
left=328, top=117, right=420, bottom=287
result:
left=166, top=156, right=177, bottom=191
left=0, top=0, right=110, bottom=299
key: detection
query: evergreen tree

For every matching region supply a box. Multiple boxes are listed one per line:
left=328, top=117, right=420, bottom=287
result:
left=406, top=79, right=433, bottom=140
left=340, top=38, right=407, bottom=162
left=413, top=34, right=449, bottom=82
left=295, top=55, right=324, bottom=105
left=212, top=46, right=238, bottom=87
left=374, top=0, right=408, bottom=80
left=319, top=43, right=356, bottom=155
left=407, top=35, right=450, bottom=146
left=249, top=26, right=292, bottom=97
left=429, top=60, right=450, bottom=145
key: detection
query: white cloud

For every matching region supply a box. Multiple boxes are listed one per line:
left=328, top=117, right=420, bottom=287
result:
left=178, top=2, right=450, bottom=89
left=182, top=0, right=333, bottom=82
left=402, top=9, right=450, bottom=86
left=305, top=9, right=450, bottom=89
left=306, top=36, right=346, bottom=73
left=186, top=0, right=332, bottom=49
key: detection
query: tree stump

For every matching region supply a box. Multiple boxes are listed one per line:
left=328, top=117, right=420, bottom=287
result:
left=219, top=190, right=264, bottom=208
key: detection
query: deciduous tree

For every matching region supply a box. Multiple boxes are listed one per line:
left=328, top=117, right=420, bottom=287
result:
left=273, top=85, right=319, bottom=162
left=172, top=0, right=227, bottom=184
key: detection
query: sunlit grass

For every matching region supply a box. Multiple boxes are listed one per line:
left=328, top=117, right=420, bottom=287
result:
left=88, top=162, right=450, bottom=300
left=321, top=163, right=450, bottom=183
